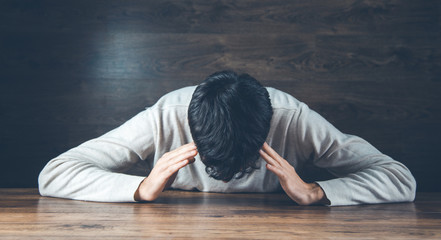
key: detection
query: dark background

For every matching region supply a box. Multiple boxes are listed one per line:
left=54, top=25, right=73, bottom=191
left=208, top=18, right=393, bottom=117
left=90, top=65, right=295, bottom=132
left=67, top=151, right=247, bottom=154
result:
left=1, top=0, right=440, bottom=191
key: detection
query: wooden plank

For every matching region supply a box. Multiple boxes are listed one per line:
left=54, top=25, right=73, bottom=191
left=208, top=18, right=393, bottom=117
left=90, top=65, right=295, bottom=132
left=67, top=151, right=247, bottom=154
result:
left=0, top=189, right=440, bottom=239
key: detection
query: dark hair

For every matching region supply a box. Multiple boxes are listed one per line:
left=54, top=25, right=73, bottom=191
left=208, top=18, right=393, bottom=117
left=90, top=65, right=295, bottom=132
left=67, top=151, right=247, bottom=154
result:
left=188, top=71, right=273, bottom=182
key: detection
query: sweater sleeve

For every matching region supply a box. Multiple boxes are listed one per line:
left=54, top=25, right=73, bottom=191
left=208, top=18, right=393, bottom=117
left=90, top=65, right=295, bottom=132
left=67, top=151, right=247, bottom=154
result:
left=294, top=104, right=416, bottom=206
left=38, top=109, right=157, bottom=202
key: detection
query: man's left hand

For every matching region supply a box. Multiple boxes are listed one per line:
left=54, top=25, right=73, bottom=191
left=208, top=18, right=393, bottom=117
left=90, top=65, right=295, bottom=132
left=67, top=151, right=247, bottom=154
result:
left=259, top=142, right=329, bottom=205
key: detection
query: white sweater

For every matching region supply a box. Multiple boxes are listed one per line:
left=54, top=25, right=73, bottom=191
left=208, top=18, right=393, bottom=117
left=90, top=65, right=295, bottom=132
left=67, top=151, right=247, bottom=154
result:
left=38, top=86, right=416, bottom=206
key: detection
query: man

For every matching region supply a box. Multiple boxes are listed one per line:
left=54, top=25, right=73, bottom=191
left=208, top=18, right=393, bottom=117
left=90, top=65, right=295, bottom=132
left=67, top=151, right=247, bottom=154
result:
left=38, top=71, right=416, bottom=206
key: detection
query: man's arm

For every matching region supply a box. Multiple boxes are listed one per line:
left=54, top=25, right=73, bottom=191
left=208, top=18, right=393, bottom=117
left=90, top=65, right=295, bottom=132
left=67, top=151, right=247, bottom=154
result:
left=289, top=103, right=416, bottom=206
left=38, top=109, right=157, bottom=202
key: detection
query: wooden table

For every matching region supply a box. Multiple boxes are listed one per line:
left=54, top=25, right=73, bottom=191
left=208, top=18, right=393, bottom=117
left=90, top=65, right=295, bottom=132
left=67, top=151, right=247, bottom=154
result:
left=1, top=189, right=440, bottom=239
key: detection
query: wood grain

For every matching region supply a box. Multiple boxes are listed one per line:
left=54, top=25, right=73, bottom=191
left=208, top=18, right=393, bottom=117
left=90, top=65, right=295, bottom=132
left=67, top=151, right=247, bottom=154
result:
left=0, top=0, right=440, bottom=190
left=0, top=189, right=440, bottom=239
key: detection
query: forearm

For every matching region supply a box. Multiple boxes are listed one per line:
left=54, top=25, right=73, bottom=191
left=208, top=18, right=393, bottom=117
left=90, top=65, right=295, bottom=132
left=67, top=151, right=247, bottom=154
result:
left=38, top=138, right=147, bottom=202
left=316, top=163, right=416, bottom=206
left=39, top=157, right=145, bottom=202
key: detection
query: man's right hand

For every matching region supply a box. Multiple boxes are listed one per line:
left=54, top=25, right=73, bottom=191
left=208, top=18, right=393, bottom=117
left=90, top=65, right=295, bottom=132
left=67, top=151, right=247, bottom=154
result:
left=134, top=142, right=198, bottom=201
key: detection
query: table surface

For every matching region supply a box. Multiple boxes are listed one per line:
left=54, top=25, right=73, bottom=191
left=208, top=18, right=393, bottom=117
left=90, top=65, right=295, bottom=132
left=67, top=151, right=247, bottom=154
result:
left=1, top=189, right=440, bottom=239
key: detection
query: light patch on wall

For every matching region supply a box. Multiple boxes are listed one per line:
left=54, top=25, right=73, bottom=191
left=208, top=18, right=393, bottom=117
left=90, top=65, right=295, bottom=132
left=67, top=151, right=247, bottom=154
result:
left=92, top=31, right=145, bottom=80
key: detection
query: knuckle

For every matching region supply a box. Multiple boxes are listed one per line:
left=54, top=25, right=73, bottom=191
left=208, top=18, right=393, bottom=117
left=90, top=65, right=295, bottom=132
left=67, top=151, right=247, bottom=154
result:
left=156, top=166, right=166, bottom=173
left=166, top=167, right=175, bottom=175
left=279, top=171, right=287, bottom=179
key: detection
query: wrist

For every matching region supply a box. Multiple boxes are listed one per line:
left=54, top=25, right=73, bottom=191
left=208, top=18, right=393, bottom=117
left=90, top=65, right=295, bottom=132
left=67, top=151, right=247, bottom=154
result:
left=134, top=178, right=156, bottom=202
left=305, top=183, right=329, bottom=205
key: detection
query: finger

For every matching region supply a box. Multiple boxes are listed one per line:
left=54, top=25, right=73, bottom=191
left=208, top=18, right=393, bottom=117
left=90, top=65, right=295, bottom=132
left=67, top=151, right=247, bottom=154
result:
left=259, top=149, right=279, bottom=167
left=167, top=143, right=196, bottom=158
left=260, top=143, right=282, bottom=167
left=165, top=159, right=190, bottom=177
left=266, top=163, right=284, bottom=178
left=162, top=143, right=197, bottom=161
left=171, top=143, right=197, bottom=158
left=167, top=149, right=198, bottom=166
left=262, top=142, right=285, bottom=165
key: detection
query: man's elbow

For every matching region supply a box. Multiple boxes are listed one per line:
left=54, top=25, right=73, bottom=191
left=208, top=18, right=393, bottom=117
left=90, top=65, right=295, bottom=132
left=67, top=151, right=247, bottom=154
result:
left=399, top=173, right=417, bottom=203
left=387, top=162, right=417, bottom=203
left=37, top=160, right=58, bottom=197
left=38, top=166, right=50, bottom=197
left=406, top=176, right=417, bottom=202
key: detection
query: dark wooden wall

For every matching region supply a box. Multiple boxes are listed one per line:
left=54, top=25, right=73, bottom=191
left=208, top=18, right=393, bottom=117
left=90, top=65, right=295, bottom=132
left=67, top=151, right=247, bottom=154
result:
left=1, top=0, right=440, bottom=191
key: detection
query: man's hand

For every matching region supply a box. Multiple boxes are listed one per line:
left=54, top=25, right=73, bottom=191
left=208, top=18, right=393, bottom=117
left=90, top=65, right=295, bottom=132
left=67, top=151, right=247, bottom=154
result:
left=259, top=142, right=329, bottom=205
left=134, top=142, right=198, bottom=201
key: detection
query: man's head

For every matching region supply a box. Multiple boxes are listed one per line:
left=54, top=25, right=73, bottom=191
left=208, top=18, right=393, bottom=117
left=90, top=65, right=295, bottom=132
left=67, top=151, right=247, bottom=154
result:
left=188, top=71, right=273, bottom=182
